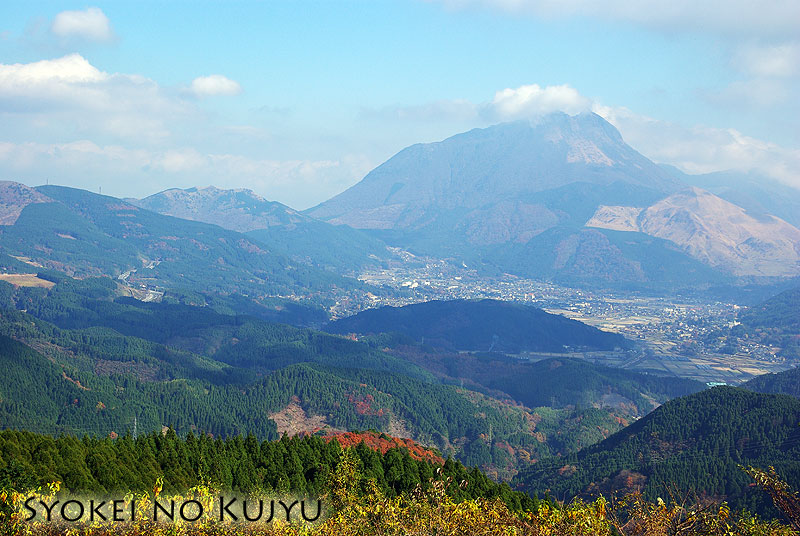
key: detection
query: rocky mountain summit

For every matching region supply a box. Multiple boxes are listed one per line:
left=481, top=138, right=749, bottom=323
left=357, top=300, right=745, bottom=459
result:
left=308, top=112, right=683, bottom=231
left=586, top=187, right=800, bottom=277
left=135, top=186, right=307, bottom=233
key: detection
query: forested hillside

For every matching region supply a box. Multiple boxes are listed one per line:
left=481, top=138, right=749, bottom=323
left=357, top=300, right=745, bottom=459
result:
left=734, top=286, right=800, bottom=359
left=326, top=299, right=629, bottom=352
left=515, top=387, right=800, bottom=516
left=392, top=350, right=704, bottom=417
left=133, top=185, right=394, bottom=274
left=0, top=184, right=362, bottom=305
left=744, top=366, right=800, bottom=398
left=1, top=425, right=798, bottom=534
left=0, top=429, right=535, bottom=511
left=0, top=276, right=647, bottom=479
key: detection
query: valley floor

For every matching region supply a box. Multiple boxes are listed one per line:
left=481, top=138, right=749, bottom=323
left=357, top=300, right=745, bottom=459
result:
left=353, top=263, right=793, bottom=384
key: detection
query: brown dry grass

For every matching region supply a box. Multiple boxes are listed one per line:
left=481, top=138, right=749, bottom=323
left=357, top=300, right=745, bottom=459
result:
left=0, top=273, right=55, bottom=288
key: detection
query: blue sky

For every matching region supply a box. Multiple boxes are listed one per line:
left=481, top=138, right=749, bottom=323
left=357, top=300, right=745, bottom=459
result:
left=1, top=1, right=798, bottom=208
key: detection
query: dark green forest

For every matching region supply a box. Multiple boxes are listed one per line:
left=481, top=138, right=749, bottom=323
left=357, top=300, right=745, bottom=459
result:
left=514, top=386, right=800, bottom=516
left=0, top=276, right=678, bottom=477
left=734, top=286, right=800, bottom=359
left=0, top=429, right=541, bottom=514
left=390, top=350, right=703, bottom=417
left=744, top=365, right=800, bottom=398
left=3, top=269, right=796, bottom=519
left=325, top=298, right=629, bottom=352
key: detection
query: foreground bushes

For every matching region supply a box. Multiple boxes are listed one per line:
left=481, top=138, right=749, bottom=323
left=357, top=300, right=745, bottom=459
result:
left=1, top=455, right=798, bottom=536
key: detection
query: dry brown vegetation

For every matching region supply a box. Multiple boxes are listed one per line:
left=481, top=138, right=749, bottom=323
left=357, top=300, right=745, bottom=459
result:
left=0, top=274, right=55, bottom=289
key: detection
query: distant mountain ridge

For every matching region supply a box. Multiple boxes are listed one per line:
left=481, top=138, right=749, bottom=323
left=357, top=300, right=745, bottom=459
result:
left=134, top=185, right=393, bottom=273
left=5, top=111, right=800, bottom=288
left=135, top=186, right=311, bottom=233
left=307, top=112, right=800, bottom=284
left=309, top=112, right=683, bottom=230
left=0, top=183, right=360, bottom=303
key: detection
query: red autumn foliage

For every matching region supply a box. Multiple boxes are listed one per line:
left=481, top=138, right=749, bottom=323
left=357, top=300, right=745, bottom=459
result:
left=324, top=431, right=444, bottom=465
left=346, top=393, right=385, bottom=416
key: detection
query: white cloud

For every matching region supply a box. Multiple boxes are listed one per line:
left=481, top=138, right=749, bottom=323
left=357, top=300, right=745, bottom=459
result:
left=157, top=148, right=208, bottom=173
left=707, top=78, right=793, bottom=108
left=2, top=51, right=796, bottom=207
left=699, top=41, right=800, bottom=109
left=0, top=54, right=192, bottom=143
left=363, top=84, right=590, bottom=123
left=0, top=140, right=371, bottom=209
left=436, top=0, right=800, bottom=115
left=486, top=83, right=591, bottom=119
left=593, top=104, right=800, bottom=187
left=733, top=42, right=800, bottom=78
left=189, top=75, right=242, bottom=97
left=0, top=54, right=106, bottom=86
left=51, top=7, right=114, bottom=42
left=435, top=0, right=800, bottom=38
left=0, top=54, right=367, bottom=207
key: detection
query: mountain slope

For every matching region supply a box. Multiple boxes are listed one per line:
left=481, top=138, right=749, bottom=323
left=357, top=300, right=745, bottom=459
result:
left=325, top=299, right=705, bottom=419
left=0, top=184, right=359, bottom=301
left=308, top=113, right=800, bottom=286
left=744, top=367, right=800, bottom=398
left=0, top=277, right=631, bottom=478
left=388, top=351, right=704, bottom=418
left=325, top=299, right=628, bottom=353
left=135, top=186, right=393, bottom=273
left=662, top=166, right=800, bottom=228
left=586, top=187, right=800, bottom=277
left=738, top=285, right=800, bottom=333
left=0, top=181, right=52, bottom=225
left=491, top=226, right=727, bottom=288
left=732, top=285, right=800, bottom=359
left=135, top=186, right=307, bottom=233
left=515, top=386, right=800, bottom=515
left=309, top=112, right=683, bottom=230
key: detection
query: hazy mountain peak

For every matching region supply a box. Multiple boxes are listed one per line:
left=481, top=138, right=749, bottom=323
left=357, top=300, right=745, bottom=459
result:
left=304, top=112, right=800, bottom=283
left=156, top=185, right=267, bottom=203
left=308, top=112, right=683, bottom=229
left=0, top=181, right=53, bottom=225
left=133, top=184, right=393, bottom=273
left=534, top=111, right=624, bottom=144
left=135, top=185, right=303, bottom=233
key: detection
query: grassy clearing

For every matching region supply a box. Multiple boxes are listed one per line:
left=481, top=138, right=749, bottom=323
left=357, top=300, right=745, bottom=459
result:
left=0, top=274, right=55, bottom=288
